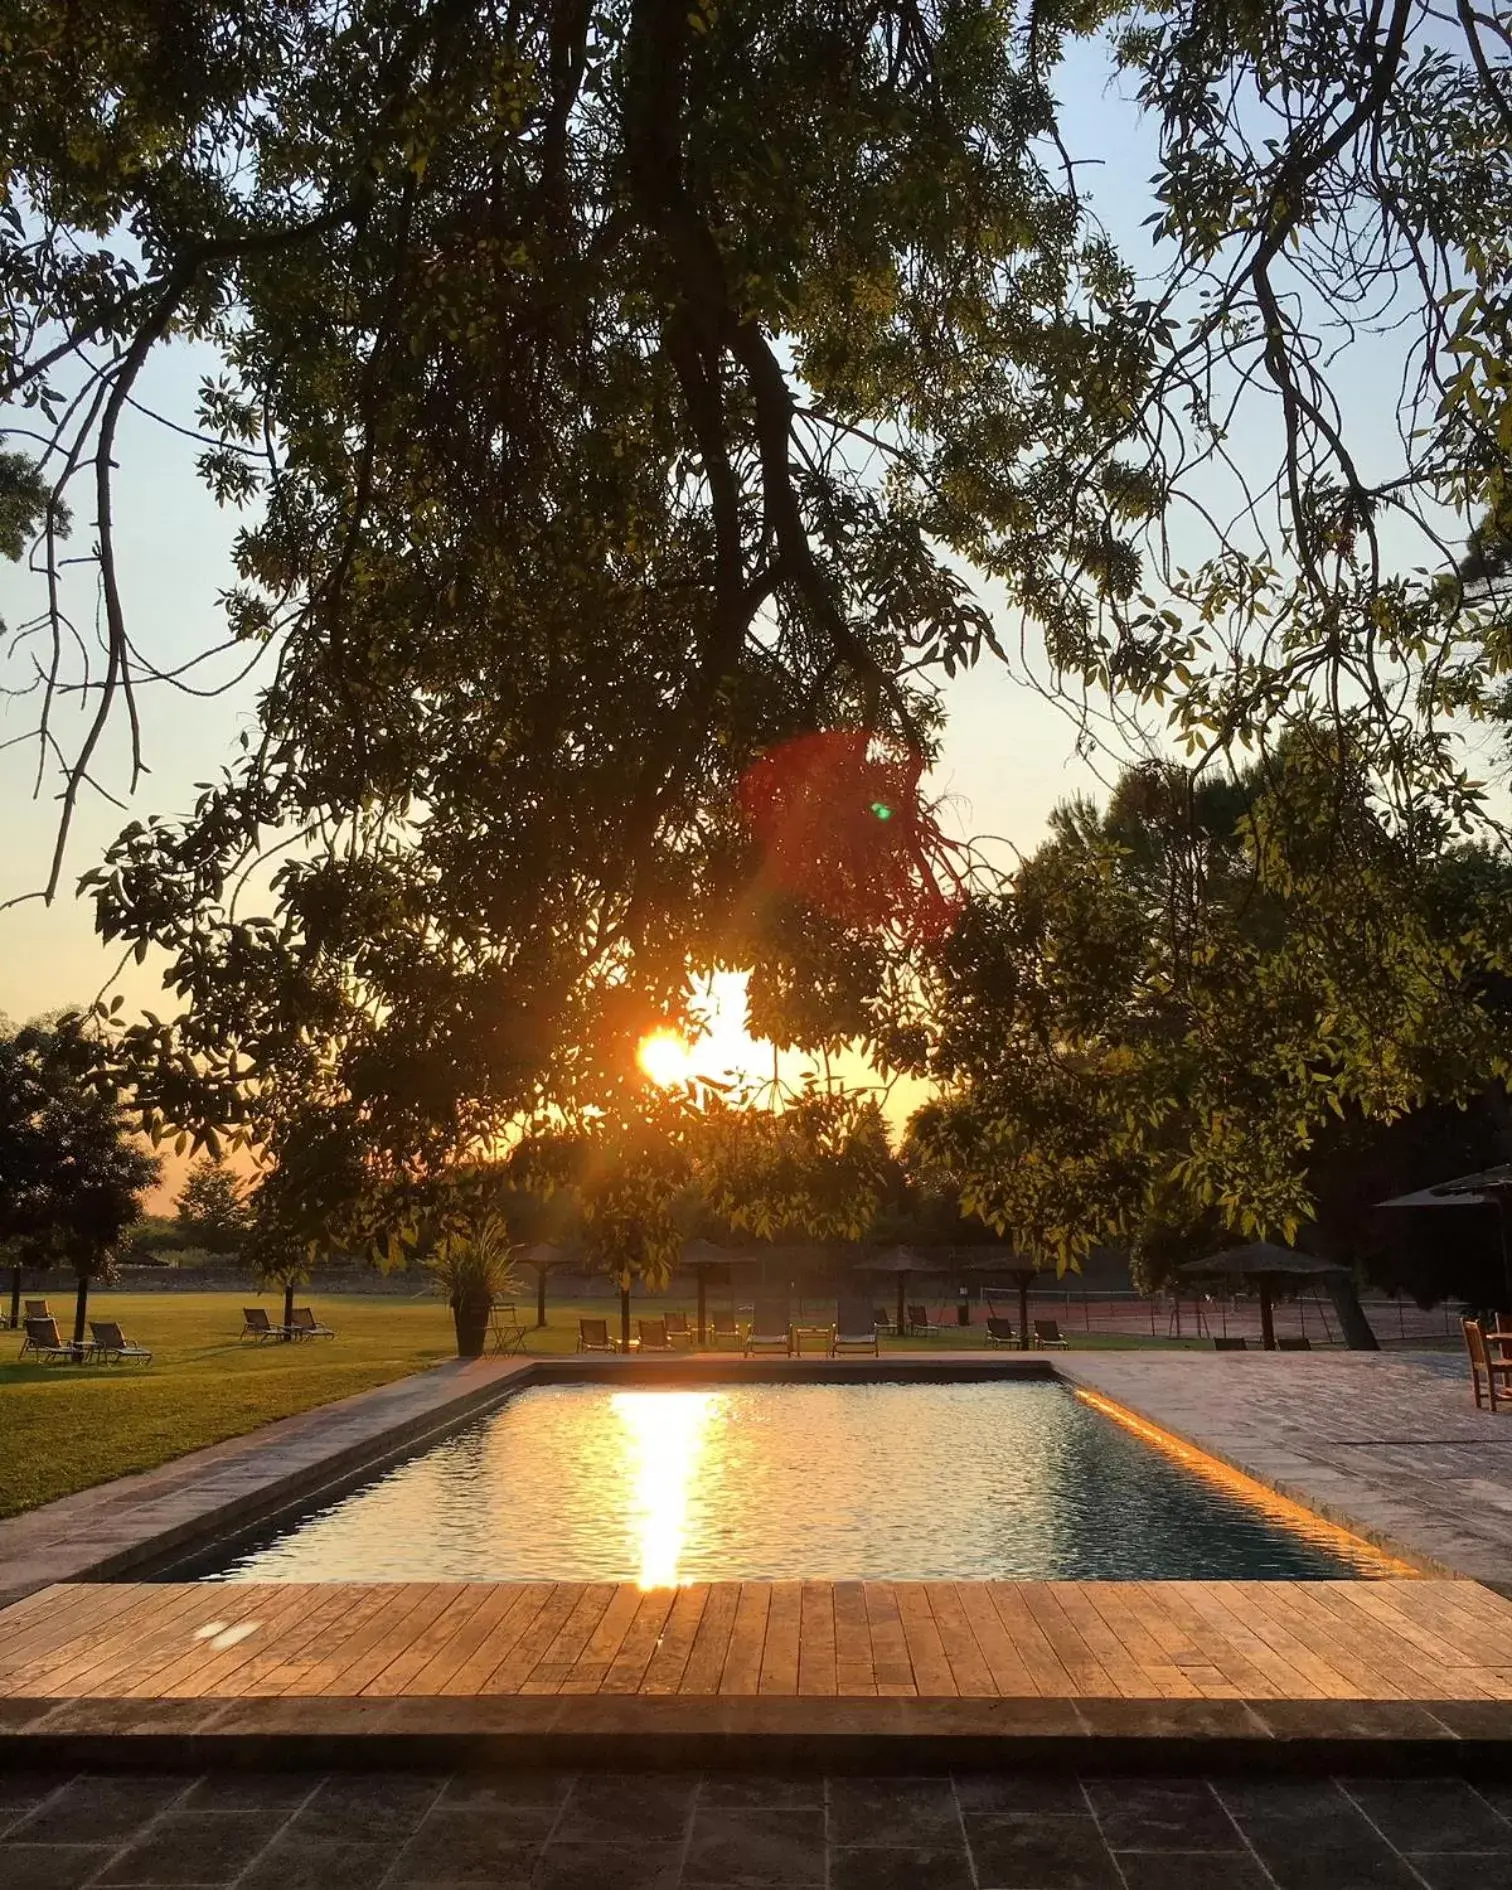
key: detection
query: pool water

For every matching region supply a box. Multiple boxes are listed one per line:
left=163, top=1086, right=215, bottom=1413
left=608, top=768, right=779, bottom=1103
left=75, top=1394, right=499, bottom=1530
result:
left=199, top=1380, right=1394, bottom=1584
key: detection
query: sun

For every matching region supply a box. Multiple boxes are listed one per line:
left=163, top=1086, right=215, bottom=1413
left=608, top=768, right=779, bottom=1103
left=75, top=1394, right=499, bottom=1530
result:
left=638, top=1029, right=694, bottom=1087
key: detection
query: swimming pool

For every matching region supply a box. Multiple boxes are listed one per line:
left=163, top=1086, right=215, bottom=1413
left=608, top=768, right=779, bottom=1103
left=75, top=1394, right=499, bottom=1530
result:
left=196, top=1379, right=1397, bottom=1583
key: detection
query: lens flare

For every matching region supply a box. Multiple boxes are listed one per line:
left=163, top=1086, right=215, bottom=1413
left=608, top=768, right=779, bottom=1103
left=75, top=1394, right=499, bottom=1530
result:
left=638, top=1029, right=693, bottom=1087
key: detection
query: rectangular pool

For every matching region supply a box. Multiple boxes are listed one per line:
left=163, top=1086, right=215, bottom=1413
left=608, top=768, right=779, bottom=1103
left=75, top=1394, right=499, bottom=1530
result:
left=193, top=1380, right=1398, bottom=1584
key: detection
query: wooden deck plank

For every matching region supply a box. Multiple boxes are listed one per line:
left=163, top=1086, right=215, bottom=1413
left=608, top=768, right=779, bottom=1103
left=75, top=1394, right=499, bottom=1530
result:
left=924, top=1585, right=996, bottom=1698
left=719, top=1583, right=771, bottom=1696
left=428, top=1583, right=557, bottom=1696
left=481, top=1585, right=581, bottom=1694
left=1137, top=1584, right=1260, bottom=1699
left=642, top=1584, right=709, bottom=1695
left=679, top=1581, right=740, bottom=1695
left=862, top=1584, right=916, bottom=1696
left=355, top=1585, right=499, bottom=1698
left=758, top=1580, right=802, bottom=1695
left=0, top=1584, right=152, bottom=1680
left=1197, top=1583, right=1359, bottom=1699
left=519, top=1584, right=619, bottom=1695
left=599, top=1588, right=677, bottom=1695
left=9, top=1585, right=220, bottom=1697
left=561, top=1584, right=650, bottom=1695
left=1305, top=1585, right=1500, bottom=1700
left=895, top=1585, right=958, bottom=1697
left=1020, top=1586, right=1126, bottom=1698
left=954, top=1583, right=1038, bottom=1697
left=1257, top=1582, right=1447, bottom=1702
left=797, top=1582, right=837, bottom=1697
left=832, top=1582, right=877, bottom=1696
left=1172, top=1582, right=1326, bottom=1700
left=985, top=1584, right=1079, bottom=1698
left=154, top=1583, right=339, bottom=1698
left=235, top=1583, right=401, bottom=1697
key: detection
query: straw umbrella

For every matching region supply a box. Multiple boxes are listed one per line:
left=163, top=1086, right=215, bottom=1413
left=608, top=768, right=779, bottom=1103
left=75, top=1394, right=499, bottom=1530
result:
left=857, top=1246, right=932, bottom=1339
left=960, top=1252, right=1039, bottom=1350
left=516, top=1241, right=576, bottom=1330
left=1379, top=1164, right=1512, bottom=1312
left=1177, top=1243, right=1347, bottom=1350
left=681, top=1238, right=737, bottom=1344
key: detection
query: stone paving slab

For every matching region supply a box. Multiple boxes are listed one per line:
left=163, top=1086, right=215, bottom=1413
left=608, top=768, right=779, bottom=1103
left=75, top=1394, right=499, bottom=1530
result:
left=1059, top=1353, right=1512, bottom=1588
left=4, top=1765, right=1512, bottom=1887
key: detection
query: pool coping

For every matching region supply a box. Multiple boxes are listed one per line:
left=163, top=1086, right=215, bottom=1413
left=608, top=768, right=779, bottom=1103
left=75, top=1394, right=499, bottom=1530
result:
left=4, top=1692, right=1512, bottom=1776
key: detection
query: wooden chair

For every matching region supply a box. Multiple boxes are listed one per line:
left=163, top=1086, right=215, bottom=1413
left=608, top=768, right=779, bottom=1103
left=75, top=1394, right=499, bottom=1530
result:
left=831, top=1297, right=878, bottom=1357
left=1033, top=1319, right=1070, bottom=1349
left=664, top=1310, right=695, bottom=1348
left=89, top=1321, right=152, bottom=1365
left=744, top=1296, right=792, bottom=1356
left=289, top=1306, right=336, bottom=1339
left=637, top=1316, right=676, bottom=1352
left=708, top=1312, right=743, bottom=1349
left=985, top=1317, right=1017, bottom=1346
left=577, top=1316, right=617, bottom=1354
left=1463, top=1317, right=1512, bottom=1411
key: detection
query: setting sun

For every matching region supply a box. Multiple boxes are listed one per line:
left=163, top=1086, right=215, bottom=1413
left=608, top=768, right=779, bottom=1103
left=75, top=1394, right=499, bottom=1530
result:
left=638, top=1028, right=694, bottom=1087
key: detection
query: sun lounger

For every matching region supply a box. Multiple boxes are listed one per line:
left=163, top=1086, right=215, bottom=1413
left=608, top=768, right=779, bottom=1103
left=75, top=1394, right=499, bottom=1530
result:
left=637, top=1316, right=675, bottom=1352
left=708, top=1312, right=743, bottom=1349
left=907, top=1302, right=937, bottom=1338
left=289, top=1306, right=336, bottom=1339
left=578, top=1316, right=618, bottom=1353
left=239, top=1307, right=291, bottom=1342
left=985, top=1317, right=1017, bottom=1346
left=1212, top=1336, right=1249, bottom=1351
left=20, top=1316, right=88, bottom=1363
left=89, top=1320, right=152, bottom=1365
left=23, top=1299, right=50, bottom=1321
left=1463, top=1318, right=1512, bottom=1411
left=664, top=1310, right=694, bottom=1348
left=873, top=1306, right=893, bottom=1335
left=1032, top=1319, right=1069, bottom=1349
left=832, top=1296, right=878, bottom=1356
left=744, top=1296, right=792, bottom=1356
left=1276, top=1335, right=1311, bottom=1351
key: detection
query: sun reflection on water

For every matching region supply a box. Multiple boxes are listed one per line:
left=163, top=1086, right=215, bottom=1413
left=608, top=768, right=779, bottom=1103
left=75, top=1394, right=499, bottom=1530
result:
left=612, top=1390, right=719, bottom=1587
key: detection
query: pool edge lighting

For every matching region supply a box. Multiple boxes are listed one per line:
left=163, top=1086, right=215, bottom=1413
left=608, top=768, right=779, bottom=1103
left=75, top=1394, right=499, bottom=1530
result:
left=1071, top=1386, right=1420, bottom=1579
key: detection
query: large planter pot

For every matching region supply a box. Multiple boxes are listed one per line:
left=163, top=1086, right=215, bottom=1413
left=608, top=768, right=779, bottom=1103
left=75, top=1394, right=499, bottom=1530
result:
left=452, top=1297, right=491, bottom=1358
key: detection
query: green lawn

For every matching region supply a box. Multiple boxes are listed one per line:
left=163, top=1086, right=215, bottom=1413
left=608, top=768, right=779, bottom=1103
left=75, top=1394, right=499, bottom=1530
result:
left=0, top=1288, right=1200, bottom=1520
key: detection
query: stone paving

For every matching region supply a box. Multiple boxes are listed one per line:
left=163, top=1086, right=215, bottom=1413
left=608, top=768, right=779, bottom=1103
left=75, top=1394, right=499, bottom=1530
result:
left=3, top=1766, right=1512, bottom=1889
left=1059, top=1351, right=1512, bottom=1588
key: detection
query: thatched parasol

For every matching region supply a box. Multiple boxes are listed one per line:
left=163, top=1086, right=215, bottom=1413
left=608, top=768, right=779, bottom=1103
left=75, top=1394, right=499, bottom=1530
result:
left=1177, top=1242, right=1347, bottom=1350
left=959, top=1250, right=1040, bottom=1350
left=680, top=1237, right=752, bottom=1342
left=515, top=1241, right=579, bottom=1329
left=1379, top=1165, right=1512, bottom=1310
left=856, top=1245, right=937, bottom=1339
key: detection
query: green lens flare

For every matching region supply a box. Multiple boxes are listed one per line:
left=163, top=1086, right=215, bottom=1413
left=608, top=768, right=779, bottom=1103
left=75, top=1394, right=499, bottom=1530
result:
left=870, top=801, right=893, bottom=821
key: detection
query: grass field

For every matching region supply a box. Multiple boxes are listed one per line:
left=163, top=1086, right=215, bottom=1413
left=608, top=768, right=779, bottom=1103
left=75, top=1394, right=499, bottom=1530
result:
left=0, top=1288, right=1198, bottom=1520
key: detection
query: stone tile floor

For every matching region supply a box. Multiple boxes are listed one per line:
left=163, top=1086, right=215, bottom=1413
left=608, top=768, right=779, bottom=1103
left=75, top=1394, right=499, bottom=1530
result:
left=3, top=1768, right=1512, bottom=1888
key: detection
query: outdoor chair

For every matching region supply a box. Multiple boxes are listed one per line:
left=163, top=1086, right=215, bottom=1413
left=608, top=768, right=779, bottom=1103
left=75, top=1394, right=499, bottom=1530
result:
left=1277, top=1335, right=1312, bottom=1352
left=20, top=1316, right=87, bottom=1364
left=1212, top=1336, right=1249, bottom=1351
left=906, top=1302, right=937, bottom=1338
left=578, top=1316, right=618, bottom=1354
left=831, top=1296, right=878, bottom=1357
left=239, top=1307, right=290, bottom=1342
left=23, top=1299, right=50, bottom=1321
left=1033, top=1319, right=1070, bottom=1349
left=487, top=1302, right=529, bottom=1356
left=744, top=1296, right=792, bottom=1355
left=637, top=1316, right=676, bottom=1352
left=708, top=1312, right=743, bottom=1349
left=873, top=1306, right=893, bottom=1335
left=89, top=1320, right=152, bottom=1366
left=985, top=1317, right=1017, bottom=1346
left=1462, top=1317, right=1512, bottom=1412
left=664, top=1310, right=694, bottom=1348
left=289, top=1306, right=336, bottom=1339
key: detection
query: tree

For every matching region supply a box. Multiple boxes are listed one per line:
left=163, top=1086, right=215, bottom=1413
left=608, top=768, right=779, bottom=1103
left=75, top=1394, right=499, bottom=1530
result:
left=909, top=751, right=1512, bottom=1280
left=175, top=1156, right=251, bottom=1256
left=0, top=1014, right=160, bottom=1346
left=0, top=1, right=1498, bottom=1174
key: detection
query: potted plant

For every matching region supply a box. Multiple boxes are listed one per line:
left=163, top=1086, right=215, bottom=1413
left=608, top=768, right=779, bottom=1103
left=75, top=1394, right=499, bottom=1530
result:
left=427, top=1216, right=519, bottom=1357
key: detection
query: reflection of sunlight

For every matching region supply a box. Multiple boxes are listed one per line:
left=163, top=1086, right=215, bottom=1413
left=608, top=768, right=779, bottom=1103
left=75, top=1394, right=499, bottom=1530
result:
left=613, top=1392, right=717, bottom=1587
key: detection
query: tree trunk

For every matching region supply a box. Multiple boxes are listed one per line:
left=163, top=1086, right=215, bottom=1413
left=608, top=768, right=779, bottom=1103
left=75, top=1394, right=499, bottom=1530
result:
left=1017, top=1272, right=1032, bottom=1351
left=697, top=1269, right=707, bottom=1345
left=1259, top=1283, right=1277, bottom=1351
left=896, top=1277, right=906, bottom=1340
left=536, top=1267, right=548, bottom=1329
left=1325, top=1274, right=1380, bottom=1351
left=72, top=1273, right=90, bottom=1354
left=8, top=1264, right=20, bottom=1333
left=620, top=1283, right=632, bottom=1353
left=283, top=1278, right=296, bottom=1340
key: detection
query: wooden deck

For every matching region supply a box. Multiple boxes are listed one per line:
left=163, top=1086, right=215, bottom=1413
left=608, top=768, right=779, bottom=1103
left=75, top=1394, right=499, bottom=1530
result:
left=3, top=1580, right=1512, bottom=1703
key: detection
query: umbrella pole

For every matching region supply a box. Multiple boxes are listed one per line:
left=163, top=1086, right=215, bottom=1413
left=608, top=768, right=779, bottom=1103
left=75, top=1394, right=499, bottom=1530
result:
left=697, top=1269, right=707, bottom=1346
left=536, top=1267, right=547, bottom=1330
left=1017, top=1273, right=1031, bottom=1351
left=897, top=1277, right=906, bottom=1342
left=620, top=1283, right=632, bottom=1353
left=1259, top=1282, right=1276, bottom=1351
